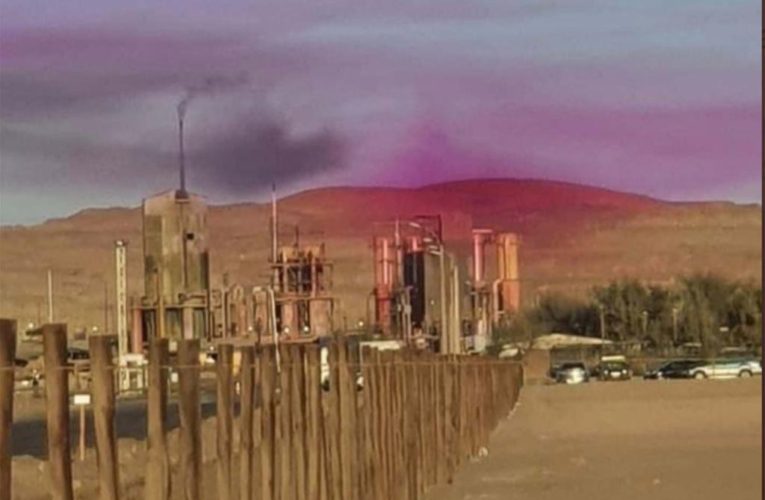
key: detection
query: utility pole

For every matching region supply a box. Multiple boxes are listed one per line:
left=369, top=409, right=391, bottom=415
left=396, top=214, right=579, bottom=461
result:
left=115, top=241, right=128, bottom=358
left=672, top=307, right=678, bottom=345
left=599, top=304, right=606, bottom=340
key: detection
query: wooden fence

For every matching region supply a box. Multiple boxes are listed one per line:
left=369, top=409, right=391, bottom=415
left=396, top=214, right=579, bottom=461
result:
left=1, top=321, right=523, bottom=500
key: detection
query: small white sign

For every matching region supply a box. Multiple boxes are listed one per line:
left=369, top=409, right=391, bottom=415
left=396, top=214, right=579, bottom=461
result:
left=72, top=393, right=91, bottom=406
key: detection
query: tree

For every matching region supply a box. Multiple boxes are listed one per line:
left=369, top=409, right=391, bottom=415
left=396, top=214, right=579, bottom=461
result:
left=726, top=282, right=762, bottom=347
left=592, top=279, right=650, bottom=342
left=526, top=293, right=595, bottom=336
left=515, top=274, right=761, bottom=352
left=678, top=274, right=731, bottom=352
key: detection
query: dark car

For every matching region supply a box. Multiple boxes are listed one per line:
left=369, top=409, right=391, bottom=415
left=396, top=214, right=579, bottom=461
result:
left=597, top=360, right=632, bottom=381
left=67, top=347, right=90, bottom=362
left=643, top=360, right=703, bottom=380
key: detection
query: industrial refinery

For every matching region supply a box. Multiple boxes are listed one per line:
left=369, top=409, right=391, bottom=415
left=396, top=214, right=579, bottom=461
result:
left=119, top=185, right=522, bottom=359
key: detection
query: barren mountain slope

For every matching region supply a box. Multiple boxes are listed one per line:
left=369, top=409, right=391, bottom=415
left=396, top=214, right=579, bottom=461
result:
left=0, top=179, right=760, bottom=331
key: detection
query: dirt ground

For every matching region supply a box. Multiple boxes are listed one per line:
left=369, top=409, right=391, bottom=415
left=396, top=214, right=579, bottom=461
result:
left=11, top=377, right=761, bottom=499
left=426, top=377, right=762, bottom=500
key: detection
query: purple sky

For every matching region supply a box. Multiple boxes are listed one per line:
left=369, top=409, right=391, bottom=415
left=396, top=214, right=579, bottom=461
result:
left=0, top=0, right=760, bottom=224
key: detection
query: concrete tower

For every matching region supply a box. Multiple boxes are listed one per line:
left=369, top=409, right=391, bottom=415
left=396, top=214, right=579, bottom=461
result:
left=140, top=189, right=211, bottom=342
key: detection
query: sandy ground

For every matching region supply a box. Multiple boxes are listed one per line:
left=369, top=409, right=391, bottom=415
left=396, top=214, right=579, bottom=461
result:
left=426, top=378, right=762, bottom=500
left=12, top=377, right=761, bottom=499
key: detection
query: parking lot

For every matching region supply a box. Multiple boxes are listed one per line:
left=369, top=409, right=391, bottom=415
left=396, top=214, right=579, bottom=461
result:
left=426, top=377, right=762, bottom=500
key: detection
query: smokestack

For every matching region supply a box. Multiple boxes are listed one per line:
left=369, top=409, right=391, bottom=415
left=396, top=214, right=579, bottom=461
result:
left=178, top=111, right=186, bottom=193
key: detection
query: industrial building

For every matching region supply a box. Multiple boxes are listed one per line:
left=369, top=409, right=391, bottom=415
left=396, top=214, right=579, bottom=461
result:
left=372, top=220, right=522, bottom=354
left=134, top=188, right=211, bottom=346
left=206, top=187, right=336, bottom=345
left=371, top=216, right=466, bottom=354
left=468, top=229, right=522, bottom=351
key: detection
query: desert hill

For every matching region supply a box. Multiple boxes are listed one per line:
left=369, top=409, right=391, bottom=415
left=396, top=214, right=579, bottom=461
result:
left=0, top=179, right=760, bottom=332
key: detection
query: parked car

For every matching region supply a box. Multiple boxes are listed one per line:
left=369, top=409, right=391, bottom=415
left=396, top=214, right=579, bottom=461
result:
left=597, top=360, right=632, bottom=381
left=738, top=359, right=762, bottom=375
left=643, top=360, right=704, bottom=380
left=553, top=362, right=590, bottom=384
left=689, top=359, right=761, bottom=379
left=67, top=347, right=90, bottom=362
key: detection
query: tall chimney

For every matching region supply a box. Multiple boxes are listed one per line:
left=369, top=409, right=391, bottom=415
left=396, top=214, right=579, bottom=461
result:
left=178, top=112, right=186, bottom=193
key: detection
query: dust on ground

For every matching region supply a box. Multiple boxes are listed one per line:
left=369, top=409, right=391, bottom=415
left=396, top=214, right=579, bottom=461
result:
left=426, top=378, right=762, bottom=500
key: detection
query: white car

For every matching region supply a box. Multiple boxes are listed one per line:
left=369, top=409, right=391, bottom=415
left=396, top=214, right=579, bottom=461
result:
left=688, top=359, right=760, bottom=380
left=737, top=359, right=762, bottom=375
left=553, top=362, right=590, bottom=384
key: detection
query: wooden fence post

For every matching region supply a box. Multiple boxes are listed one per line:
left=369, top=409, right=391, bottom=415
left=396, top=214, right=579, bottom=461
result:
left=43, top=323, right=73, bottom=500
left=239, top=346, right=255, bottom=500
left=216, top=344, right=234, bottom=500
left=145, top=338, right=169, bottom=500
left=251, top=347, right=262, bottom=495
left=275, top=345, right=289, bottom=500
left=177, top=339, right=201, bottom=500
left=303, top=346, right=320, bottom=500
left=89, top=334, right=120, bottom=500
left=358, top=346, right=373, bottom=500
left=289, top=345, right=306, bottom=500
left=0, top=319, right=16, bottom=500
left=322, top=342, right=341, bottom=500
left=392, top=350, right=408, bottom=500
left=365, top=348, right=381, bottom=500
left=259, top=346, right=275, bottom=500
left=435, top=355, right=446, bottom=485
left=335, top=340, right=355, bottom=500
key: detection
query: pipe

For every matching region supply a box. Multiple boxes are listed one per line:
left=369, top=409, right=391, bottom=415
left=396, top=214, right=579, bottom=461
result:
left=252, top=286, right=280, bottom=371
left=451, top=262, right=461, bottom=354
left=394, top=219, right=402, bottom=287
left=381, top=238, right=390, bottom=285
left=438, top=247, right=448, bottom=354
left=131, top=307, right=143, bottom=354
left=491, top=278, right=502, bottom=326
left=409, top=236, right=421, bottom=252
left=267, top=287, right=280, bottom=373
left=496, top=240, right=505, bottom=280
left=472, top=232, right=484, bottom=283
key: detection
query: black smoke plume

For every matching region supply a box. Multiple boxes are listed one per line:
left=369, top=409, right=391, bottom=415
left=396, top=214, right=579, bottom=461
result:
left=191, top=113, right=345, bottom=193
left=176, top=73, right=250, bottom=120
